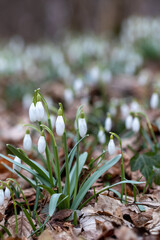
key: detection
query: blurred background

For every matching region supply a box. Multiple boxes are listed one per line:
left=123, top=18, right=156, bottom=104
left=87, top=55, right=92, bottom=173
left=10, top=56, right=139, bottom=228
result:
left=0, top=0, right=160, bottom=40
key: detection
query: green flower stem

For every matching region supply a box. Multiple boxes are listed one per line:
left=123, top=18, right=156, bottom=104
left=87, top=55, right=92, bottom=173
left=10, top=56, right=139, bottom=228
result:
left=38, top=122, right=54, bottom=189
left=41, top=124, right=62, bottom=193
left=48, top=118, right=58, bottom=177
left=73, top=108, right=82, bottom=200
left=0, top=181, right=18, bottom=235
left=110, top=132, right=127, bottom=203
left=136, top=112, right=157, bottom=149
left=63, top=131, right=70, bottom=208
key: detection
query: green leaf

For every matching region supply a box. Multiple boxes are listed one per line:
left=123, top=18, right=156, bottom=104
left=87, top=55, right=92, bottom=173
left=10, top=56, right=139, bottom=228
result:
left=65, top=152, right=88, bottom=196
left=49, top=193, right=66, bottom=217
left=71, top=154, right=121, bottom=210
left=0, top=154, right=52, bottom=187
left=130, top=152, right=160, bottom=181
left=6, top=145, right=52, bottom=182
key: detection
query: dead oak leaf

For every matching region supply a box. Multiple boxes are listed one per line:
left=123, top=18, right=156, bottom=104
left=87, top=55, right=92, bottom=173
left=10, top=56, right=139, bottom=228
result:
left=5, top=212, right=35, bottom=240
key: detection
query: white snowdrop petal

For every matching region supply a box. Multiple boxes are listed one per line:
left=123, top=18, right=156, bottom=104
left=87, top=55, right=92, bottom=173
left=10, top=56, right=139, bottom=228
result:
left=0, top=189, right=4, bottom=206
left=5, top=187, right=10, bottom=199
left=132, top=117, right=140, bottom=132
left=108, top=139, right=116, bottom=155
left=56, top=116, right=65, bottom=136
left=105, top=117, right=112, bottom=132
left=13, top=156, right=21, bottom=172
left=78, top=118, right=87, bottom=138
left=150, top=93, right=159, bottom=109
left=23, top=134, right=32, bottom=151
left=29, top=103, right=37, bottom=122
left=38, top=136, right=46, bottom=154
left=98, top=130, right=106, bottom=144
left=125, top=115, right=133, bottom=129
left=36, top=102, right=44, bottom=121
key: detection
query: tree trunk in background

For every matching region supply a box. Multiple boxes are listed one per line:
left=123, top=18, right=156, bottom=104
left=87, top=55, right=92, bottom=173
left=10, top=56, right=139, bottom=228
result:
left=0, top=0, right=160, bottom=41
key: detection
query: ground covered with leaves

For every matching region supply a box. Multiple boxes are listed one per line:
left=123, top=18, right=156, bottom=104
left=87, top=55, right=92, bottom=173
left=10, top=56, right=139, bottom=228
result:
left=1, top=16, right=160, bottom=240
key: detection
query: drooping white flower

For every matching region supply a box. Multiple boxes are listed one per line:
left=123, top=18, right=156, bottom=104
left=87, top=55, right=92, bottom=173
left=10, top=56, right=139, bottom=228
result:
left=64, top=88, right=74, bottom=105
left=73, top=78, right=84, bottom=94
left=150, top=92, right=159, bottom=109
left=50, top=115, right=56, bottom=129
left=108, top=135, right=116, bottom=155
left=29, top=102, right=37, bottom=122
left=13, top=156, right=21, bottom=172
left=56, top=115, right=65, bottom=136
left=98, top=129, right=106, bottom=144
left=38, top=135, right=46, bottom=154
left=36, top=101, right=44, bottom=121
left=23, top=130, right=32, bottom=151
left=4, top=187, right=10, bottom=199
left=130, top=101, right=139, bottom=113
left=105, top=114, right=112, bottom=132
left=0, top=189, right=4, bottom=206
left=132, top=117, right=140, bottom=132
left=125, top=114, right=133, bottom=129
left=78, top=111, right=87, bottom=138
left=120, top=103, right=129, bottom=118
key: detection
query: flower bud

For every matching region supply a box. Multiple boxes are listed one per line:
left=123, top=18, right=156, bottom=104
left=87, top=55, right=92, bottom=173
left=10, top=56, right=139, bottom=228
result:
left=98, top=129, right=106, bottom=144
left=0, top=189, right=4, bottom=206
left=125, top=114, right=133, bottom=129
left=38, top=134, right=46, bottom=154
left=78, top=111, right=87, bottom=138
left=105, top=113, right=112, bottom=132
left=23, top=130, right=32, bottom=151
left=13, top=156, right=21, bottom=172
left=5, top=187, right=10, bottom=199
left=56, top=109, right=65, bottom=136
left=150, top=92, right=159, bottom=109
left=132, top=117, right=140, bottom=132
left=36, top=100, right=44, bottom=121
left=29, top=103, right=37, bottom=122
left=108, top=135, right=116, bottom=155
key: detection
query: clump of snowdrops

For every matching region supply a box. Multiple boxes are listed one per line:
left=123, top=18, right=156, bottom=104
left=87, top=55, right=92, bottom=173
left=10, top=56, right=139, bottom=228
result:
left=0, top=88, right=143, bottom=236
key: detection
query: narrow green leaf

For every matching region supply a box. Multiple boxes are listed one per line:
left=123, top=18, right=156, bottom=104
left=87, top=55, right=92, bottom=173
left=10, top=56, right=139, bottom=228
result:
left=71, top=154, right=121, bottom=210
left=49, top=193, right=66, bottom=217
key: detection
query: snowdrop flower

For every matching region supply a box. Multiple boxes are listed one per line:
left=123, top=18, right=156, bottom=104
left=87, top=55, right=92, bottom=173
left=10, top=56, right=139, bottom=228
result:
left=5, top=187, right=10, bottom=199
left=150, top=92, right=159, bottom=109
left=120, top=103, right=129, bottom=118
left=78, top=111, right=87, bottom=138
left=50, top=115, right=56, bottom=129
left=29, top=102, right=37, bottom=122
left=73, top=78, right=84, bottom=94
left=38, top=132, right=46, bottom=154
left=56, top=108, right=65, bottom=136
left=125, top=114, right=133, bottom=129
left=132, top=117, right=140, bottom=132
left=36, top=95, right=44, bottom=121
left=108, top=135, right=116, bottom=155
left=105, top=113, right=112, bottom=132
left=23, top=129, right=32, bottom=151
left=98, top=128, right=106, bottom=144
left=13, top=156, right=21, bottom=172
left=64, top=88, right=74, bottom=105
left=0, top=189, right=4, bottom=206
left=130, top=101, right=139, bottom=113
